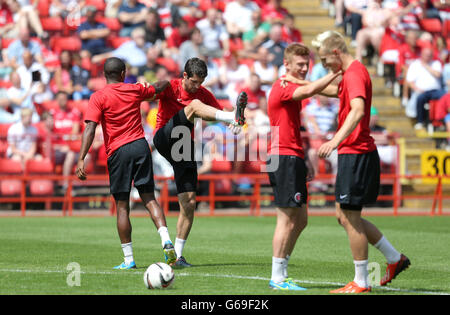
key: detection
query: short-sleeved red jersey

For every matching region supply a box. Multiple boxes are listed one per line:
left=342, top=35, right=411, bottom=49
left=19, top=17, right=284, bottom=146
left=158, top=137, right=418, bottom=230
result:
left=85, top=83, right=156, bottom=157
left=267, top=79, right=304, bottom=159
left=337, top=60, right=376, bottom=154
left=155, top=78, right=223, bottom=131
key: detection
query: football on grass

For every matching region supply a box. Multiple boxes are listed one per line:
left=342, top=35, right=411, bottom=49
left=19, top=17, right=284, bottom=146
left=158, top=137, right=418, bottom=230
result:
left=143, top=262, right=175, bottom=289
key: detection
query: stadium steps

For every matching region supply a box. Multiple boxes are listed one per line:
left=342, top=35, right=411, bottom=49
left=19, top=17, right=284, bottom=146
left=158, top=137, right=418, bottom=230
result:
left=284, top=0, right=441, bottom=210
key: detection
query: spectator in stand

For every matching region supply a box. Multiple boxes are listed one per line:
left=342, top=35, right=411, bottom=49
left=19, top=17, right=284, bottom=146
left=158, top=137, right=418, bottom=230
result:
left=334, top=0, right=346, bottom=27
left=432, top=0, right=450, bottom=21
left=281, top=13, right=302, bottom=44
left=49, top=0, right=84, bottom=18
left=343, top=0, right=369, bottom=46
left=16, top=50, right=52, bottom=107
left=242, top=9, right=271, bottom=53
left=51, top=50, right=73, bottom=96
left=105, top=0, right=122, bottom=18
left=369, top=106, right=396, bottom=167
left=398, top=29, right=421, bottom=106
left=151, top=0, right=182, bottom=34
left=137, top=46, right=164, bottom=83
left=0, top=0, right=15, bottom=38
left=143, top=8, right=166, bottom=46
left=201, top=55, right=226, bottom=99
left=38, top=31, right=60, bottom=73
left=261, top=0, right=289, bottom=23
left=354, top=0, right=393, bottom=62
left=261, top=22, right=288, bottom=68
left=303, top=95, right=338, bottom=185
left=71, top=52, right=92, bottom=100
left=8, top=0, right=44, bottom=38
left=50, top=91, right=81, bottom=187
left=396, top=0, right=422, bottom=30
left=6, top=27, right=43, bottom=68
left=251, top=46, right=278, bottom=96
left=92, top=27, right=150, bottom=68
left=219, top=51, right=251, bottom=106
left=195, top=8, right=229, bottom=58
left=166, top=18, right=191, bottom=58
left=178, top=27, right=205, bottom=72
left=118, top=0, right=148, bottom=37
left=434, top=93, right=450, bottom=149
left=405, top=46, right=446, bottom=129
left=6, top=107, right=41, bottom=167
left=223, top=0, right=260, bottom=36
left=239, top=73, right=267, bottom=114
left=78, top=5, right=111, bottom=59
left=7, top=71, right=40, bottom=122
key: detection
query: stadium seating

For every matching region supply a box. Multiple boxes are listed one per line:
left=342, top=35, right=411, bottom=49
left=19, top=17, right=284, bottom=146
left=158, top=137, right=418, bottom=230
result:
left=37, top=0, right=50, bottom=17
left=50, top=36, right=82, bottom=54
left=419, top=18, right=442, bottom=35
left=40, top=16, right=64, bottom=33
left=25, top=158, right=54, bottom=196
left=0, top=158, right=23, bottom=196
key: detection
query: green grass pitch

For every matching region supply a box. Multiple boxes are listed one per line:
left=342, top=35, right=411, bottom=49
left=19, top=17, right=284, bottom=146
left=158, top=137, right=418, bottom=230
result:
left=0, top=215, right=449, bottom=295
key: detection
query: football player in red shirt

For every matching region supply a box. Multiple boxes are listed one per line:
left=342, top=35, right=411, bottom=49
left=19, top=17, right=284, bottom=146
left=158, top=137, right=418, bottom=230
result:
left=152, top=57, right=246, bottom=267
left=316, top=32, right=410, bottom=293
left=266, top=43, right=342, bottom=290
left=76, top=57, right=177, bottom=270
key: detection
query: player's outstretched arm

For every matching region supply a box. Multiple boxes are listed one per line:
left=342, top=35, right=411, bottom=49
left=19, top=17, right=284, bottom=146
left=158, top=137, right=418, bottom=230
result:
left=76, top=121, right=97, bottom=180
left=136, top=80, right=170, bottom=101
left=291, top=70, right=342, bottom=101
left=318, top=97, right=365, bottom=158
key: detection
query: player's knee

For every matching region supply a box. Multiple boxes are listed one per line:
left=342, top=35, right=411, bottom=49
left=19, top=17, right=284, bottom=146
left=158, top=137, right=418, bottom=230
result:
left=184, top=99, right=200, bottom=120
left=181, top=198, right=196, bottom=215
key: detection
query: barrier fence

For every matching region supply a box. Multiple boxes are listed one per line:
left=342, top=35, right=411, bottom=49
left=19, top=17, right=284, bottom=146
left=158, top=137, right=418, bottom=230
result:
left=0, top=173, right=449, bottom=217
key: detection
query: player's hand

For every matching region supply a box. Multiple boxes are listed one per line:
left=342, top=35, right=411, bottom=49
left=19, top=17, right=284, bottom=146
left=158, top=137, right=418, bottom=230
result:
left=228, top=123, right=242, bottom=135
left=305, top=158, right=315, bottom=182
left=136, top=81, right=152, bottom=88
left=76, top=160, right=87, bottom=180
left=318, top=140, right=337, bottom=159
left=280, top=74, right=309, bottom=88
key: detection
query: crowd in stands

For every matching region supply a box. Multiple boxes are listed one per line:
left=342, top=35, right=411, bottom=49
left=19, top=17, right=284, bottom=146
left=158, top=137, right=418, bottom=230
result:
left=0, top=0, right=406, bottom=200
left=326, top=0, right=450, bottom=149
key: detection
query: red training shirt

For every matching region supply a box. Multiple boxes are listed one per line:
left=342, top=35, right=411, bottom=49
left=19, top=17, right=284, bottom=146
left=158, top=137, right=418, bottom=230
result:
left=337, top=60, right=376, bottom=154
left=85, top=83, right=156, bottom=157
left=155, top=78, right=223, bottom=131
left=267, top=79, right=304, bottom=159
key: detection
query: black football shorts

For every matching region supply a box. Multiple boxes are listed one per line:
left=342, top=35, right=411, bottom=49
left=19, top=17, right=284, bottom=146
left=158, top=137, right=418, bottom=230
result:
left=335, top=149, right=380, bottom=210
left=267, top=155, right=308, bottom=208
left=153, top=108, right=198, bottom=194
left=107, top=138, right=154, bottom=195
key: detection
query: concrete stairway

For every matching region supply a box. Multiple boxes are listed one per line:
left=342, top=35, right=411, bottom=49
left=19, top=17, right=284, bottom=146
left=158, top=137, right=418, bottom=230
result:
left=282, top=0, right=443, bottom=208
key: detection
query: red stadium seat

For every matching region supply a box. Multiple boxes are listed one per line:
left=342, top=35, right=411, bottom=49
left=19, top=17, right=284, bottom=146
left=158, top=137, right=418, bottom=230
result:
left=0, top=123, right=12, bottom=140
left=25, top=159, right=54, bottom=196
left=211, top=159, right=232, bottom=173
left=420, top=18, right=442, bottom=34
left=50, top=36, right=82, bottom=54
left=1, top=38, right=14, bottom=49
left=443, top=20, right=450, bottom=38
left=214, top=178, right=232, bottom=195
left=0, top=80, right=13, bottom=89
left=41, top=100, right=60, bottom=111
left=37, top=0, right=50, bottom=17
left=106, top=36, right=131, bottom=49
left=0, top=158, right=23, bottom=196
left=85, top=0, right=106, bottom=11
left=97, top=17, right=121, bottom=33
left=40, top=16, right=64, bottom=32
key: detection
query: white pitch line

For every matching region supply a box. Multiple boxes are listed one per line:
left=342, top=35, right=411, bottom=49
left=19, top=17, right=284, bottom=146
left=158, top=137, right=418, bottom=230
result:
left=0, top=268, right=448, bottom=295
